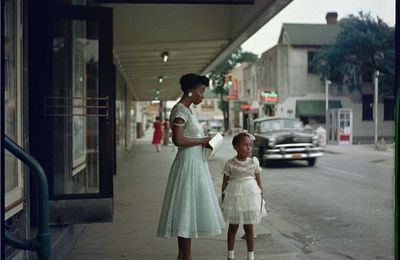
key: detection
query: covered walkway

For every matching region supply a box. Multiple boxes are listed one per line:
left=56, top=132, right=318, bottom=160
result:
left=68, top=130, right=309, bottom=260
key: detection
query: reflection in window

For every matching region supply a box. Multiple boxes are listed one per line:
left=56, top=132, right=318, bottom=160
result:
left=52, top=19, right=100, bottom=194
left=4, top=0, right=19, bottom=193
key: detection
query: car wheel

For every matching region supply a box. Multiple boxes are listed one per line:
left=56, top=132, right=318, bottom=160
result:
left=307, top=158, right=316, bottom=166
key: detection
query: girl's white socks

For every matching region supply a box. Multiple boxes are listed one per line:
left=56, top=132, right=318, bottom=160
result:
left=247, top=251, right=255, bottom=260
left=228, top=250, right=235, bottom=259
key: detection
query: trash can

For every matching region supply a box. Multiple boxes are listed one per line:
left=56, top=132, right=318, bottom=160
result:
left=316, top=126, right=327, bottom=147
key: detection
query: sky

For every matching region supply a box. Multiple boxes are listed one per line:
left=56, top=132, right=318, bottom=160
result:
left=241, top=0, right=396, bottom=56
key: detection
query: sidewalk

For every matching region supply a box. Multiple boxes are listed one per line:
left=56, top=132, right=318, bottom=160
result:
left=323, top=142, right=395, bottom=167
left=68, top=130, right=310, bottom=260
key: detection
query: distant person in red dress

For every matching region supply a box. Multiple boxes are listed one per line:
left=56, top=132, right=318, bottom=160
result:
left=152, top=116, right=163, bottom=152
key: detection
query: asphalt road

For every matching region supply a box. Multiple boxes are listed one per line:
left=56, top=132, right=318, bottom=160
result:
left=209, top=137, right=395, bottom=260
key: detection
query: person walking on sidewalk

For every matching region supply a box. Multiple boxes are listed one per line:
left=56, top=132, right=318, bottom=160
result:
left=152, top=116, right=163, bottom=152
left=221, top=132, right=267, bottom=260
left=157, top=73, right=225, bottom=260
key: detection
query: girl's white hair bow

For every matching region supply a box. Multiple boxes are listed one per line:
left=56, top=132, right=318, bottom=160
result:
left=241, top=129, right=256, bottom=141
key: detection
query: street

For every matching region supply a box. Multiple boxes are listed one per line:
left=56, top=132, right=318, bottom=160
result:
left=209, top=137, right=395, bottom=260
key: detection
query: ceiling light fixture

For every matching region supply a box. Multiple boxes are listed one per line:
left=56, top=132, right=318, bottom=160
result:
left=161, top=51, right=169, bottom=63
left=156, top=89, right=160, bottom=95
left=158, top=76, right=164, bottom=84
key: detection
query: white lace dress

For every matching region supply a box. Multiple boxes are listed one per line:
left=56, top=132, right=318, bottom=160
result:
left=157, top=103, right=225, bottom=238
left=221, top=157, right=267, bottom=224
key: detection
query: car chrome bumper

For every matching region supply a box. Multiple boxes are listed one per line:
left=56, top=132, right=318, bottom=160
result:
left=264, top=144, right=323, bottom=160
left=264, top=152, right=323, bottom=160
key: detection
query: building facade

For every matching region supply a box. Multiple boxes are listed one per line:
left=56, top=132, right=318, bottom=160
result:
left=2, top=1, right=148, bottom=259
left=257, top=13, right=395, bottom=143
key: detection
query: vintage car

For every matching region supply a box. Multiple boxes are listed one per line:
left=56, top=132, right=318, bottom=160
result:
left=249, top=117, right=323, bottom=166
left=206, top=120, right=225, bottom=138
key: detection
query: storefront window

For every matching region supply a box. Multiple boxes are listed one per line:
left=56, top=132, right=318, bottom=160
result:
left=115, top=71, right=126, bottom=152
left=4, top=0, right=23, bottom=219
left=51, top=19, right=100, bottom=194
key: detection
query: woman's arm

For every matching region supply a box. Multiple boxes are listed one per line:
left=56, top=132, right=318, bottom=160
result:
left=172, top=118, right=211, bottom=147
left=221, top=174, right=230, bottom=201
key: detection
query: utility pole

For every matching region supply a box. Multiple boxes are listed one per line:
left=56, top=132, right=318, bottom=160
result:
left=325, top=79, right=331, bottom=133
left=374, top=70, right=379, bottom=146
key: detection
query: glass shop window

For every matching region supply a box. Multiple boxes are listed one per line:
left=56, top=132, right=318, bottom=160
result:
left=4, top=0, right=24, bottom=220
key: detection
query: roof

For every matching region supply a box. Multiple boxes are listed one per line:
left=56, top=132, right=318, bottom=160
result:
left=279, top=23, right=342, bottom=46
left=108, top=1, right=293, bottom=101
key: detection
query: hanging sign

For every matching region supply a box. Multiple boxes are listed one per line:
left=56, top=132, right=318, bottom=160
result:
left=260, top=91, right=278, bottom=103
left=240, top=104, right=251, bottom=110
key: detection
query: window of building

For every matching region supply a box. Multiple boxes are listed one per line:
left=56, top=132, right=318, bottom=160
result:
left=307, top=51, right=317, bottom=74
left=383, top=97, right=394, bottom=121
left=4, top=0, right=24, bottom=220
left=362, top=95, right=373, bottom=121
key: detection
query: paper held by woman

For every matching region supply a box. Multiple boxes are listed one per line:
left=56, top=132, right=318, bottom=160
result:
left=202, top=133, right=223, bottom=160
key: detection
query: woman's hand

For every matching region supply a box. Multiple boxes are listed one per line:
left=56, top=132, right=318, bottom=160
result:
left=201, top=137, right=212, bottom=147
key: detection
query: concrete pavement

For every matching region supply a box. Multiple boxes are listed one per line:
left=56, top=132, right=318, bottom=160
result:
left=68, top=131, right=395, bottom=260
left=68, top=131, right=311, bottom=260
left=323, top=142, right=395, bottom=168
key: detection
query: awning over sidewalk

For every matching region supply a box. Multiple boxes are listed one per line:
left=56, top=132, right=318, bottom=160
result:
left=106, top=1, right=293, bottom=101
left=296, top=100, right=342, bottom=117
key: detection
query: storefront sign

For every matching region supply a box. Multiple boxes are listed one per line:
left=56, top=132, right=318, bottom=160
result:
left=227, top=79, right=239, bottom=100
left=240, top=104, right=251, bottom=110
left=260, top=91, right=278, bottom=103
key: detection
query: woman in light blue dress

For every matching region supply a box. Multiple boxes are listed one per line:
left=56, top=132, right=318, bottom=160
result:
left=157, top=73, right=225, bottom=260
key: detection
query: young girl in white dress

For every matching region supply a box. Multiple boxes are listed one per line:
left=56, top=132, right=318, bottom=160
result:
left=221, top=132, right=267, bottom=260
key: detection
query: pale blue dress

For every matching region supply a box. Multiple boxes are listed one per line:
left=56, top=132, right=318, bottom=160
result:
left=157, top=103, right=225, bottom=238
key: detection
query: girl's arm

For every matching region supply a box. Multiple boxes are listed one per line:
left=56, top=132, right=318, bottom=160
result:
left=255, top=173, right=263, bottom=192
left=221, top=174, right=230, bottom=201
left=172, top=118, right=211, bottom=147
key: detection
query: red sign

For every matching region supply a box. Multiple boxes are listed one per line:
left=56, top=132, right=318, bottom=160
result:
left=261, top=97, right=279, bottom=102
left=227, top=79, right=239, bottom=100
left=240, top=104, right=251, bottom=110
left=232, top=79, right=238, bottom=96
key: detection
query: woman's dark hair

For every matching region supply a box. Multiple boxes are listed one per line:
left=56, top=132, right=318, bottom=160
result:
left=156, top=116, right=160, bottom=120
left=179, top=73, right=209, bottom=92
left=232, top=132, right=251, bottom=147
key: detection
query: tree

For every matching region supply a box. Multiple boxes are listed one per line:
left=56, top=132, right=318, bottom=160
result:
left=208, top=48, right=258, bottom=131
left=312, top=12, right=395, bottom=95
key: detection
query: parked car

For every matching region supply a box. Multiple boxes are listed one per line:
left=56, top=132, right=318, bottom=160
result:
left=249, top=117, right=323, bottom=166
left=206, top=120, right=224, bottom=138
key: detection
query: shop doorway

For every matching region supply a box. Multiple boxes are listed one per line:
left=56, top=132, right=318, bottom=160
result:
left=29, top=5, right=115, bottom=225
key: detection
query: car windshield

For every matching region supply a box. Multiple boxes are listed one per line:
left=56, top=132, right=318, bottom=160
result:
left=258, top=119, right=303, bottom=133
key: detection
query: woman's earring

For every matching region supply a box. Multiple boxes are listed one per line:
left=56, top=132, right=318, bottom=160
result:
left=188, top=92, right=193, bottom=97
